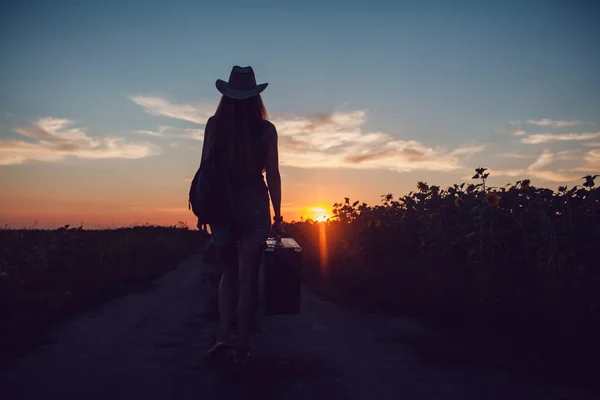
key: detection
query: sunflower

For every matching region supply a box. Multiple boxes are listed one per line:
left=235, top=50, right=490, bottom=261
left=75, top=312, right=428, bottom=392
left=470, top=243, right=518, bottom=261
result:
left=520, top=179, right=531, bottom=190
left=485, top=192, right=501, bottom=207
left=466, top=184, right=476, bottom=194
left=417, top=181, right=429, bottom=193
left=454, top=197, right=463, bottom=207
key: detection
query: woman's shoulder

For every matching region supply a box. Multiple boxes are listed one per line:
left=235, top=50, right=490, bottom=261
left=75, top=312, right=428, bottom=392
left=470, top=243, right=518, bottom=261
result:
left=262, top=119, right=277, bottom=135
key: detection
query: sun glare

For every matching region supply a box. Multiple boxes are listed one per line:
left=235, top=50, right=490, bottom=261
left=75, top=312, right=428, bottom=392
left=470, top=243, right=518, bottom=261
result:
left=310, top=206, right=330, bottom=222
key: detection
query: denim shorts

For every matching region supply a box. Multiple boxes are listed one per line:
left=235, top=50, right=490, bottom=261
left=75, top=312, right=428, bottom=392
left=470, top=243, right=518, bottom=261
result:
left=210, top=190, right=271, bottom=247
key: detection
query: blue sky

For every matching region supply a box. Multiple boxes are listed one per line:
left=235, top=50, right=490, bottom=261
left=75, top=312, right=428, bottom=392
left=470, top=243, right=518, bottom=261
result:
left=1, top=0, right=599, bottom=227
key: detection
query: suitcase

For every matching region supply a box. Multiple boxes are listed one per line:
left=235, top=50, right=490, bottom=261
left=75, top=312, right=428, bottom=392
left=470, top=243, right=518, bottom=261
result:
left=263, top=237, right=303, bottom=315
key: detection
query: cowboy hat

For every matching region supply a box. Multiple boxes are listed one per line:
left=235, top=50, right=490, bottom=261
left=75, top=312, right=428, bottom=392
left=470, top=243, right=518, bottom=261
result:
left=215, top=66, right=268, bottom=100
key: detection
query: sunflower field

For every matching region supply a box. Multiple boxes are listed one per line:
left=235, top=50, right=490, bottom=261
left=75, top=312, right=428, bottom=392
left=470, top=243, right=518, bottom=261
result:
left=287, top=170, right=600, bottom=375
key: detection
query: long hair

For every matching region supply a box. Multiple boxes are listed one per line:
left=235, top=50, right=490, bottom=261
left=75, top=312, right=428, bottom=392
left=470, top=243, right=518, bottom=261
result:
left=209, top=94, right=268, bottom=175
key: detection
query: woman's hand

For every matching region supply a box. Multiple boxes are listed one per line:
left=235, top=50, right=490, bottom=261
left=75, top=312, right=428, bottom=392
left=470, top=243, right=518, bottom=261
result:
left=272, top=220, right=285, bottom=238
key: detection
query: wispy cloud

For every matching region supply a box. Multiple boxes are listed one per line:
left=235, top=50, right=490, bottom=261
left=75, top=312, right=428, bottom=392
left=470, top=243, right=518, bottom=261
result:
left=521, top=132, right=600, bottom=144
left=498, top=153, right=535, bottom=159
left=583, top=149, right=600, bottom=170
left=492, top=150, right=578, bottom=182
left=129, top=96, right=214, bottom=124
left=180, top=128, right=204, bottom=140
left=133, top=125, right=204, bottom=141
left=272, top=111, right=485, bottom=172
left=0, top=117, right=159, bottom=166
left=495, top=127, right=526, bottom=136
left=555, top=149, right=583, bottom=160
left=134, top=125, right=175, bottom=137
left=130, top=96, right=485, bottom=173
left=525, top=119, right=587, bottom=128
left=573, top=149, right=600, bottom=173
left=528, top=150, right=554, bottom=170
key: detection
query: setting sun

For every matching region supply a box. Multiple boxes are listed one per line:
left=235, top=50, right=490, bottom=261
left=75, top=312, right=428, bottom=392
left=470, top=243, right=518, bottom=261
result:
left=315, top=214, right=330, bottom=222
left=309, top=206, right=331, bottom=222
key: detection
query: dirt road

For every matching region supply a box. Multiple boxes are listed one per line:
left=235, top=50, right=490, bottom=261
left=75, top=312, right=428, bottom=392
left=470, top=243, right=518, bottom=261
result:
left=1, top=252, right=596, bottom=399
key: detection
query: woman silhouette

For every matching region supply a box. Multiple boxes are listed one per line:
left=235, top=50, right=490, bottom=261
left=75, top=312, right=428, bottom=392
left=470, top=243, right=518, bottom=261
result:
left=202, top=66, right=283, bottom=363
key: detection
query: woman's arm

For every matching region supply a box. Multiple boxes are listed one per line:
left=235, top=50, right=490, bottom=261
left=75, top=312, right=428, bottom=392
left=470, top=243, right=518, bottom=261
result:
left=265, top=122, right=282, bottom=220
left=200, top=117, right=214, bottom=166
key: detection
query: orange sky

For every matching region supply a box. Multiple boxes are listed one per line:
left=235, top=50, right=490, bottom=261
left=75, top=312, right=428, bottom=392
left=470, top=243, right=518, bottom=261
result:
left=0, top=158, right=347, bottom=229
left=0, top=152, right=477, bottom=229
left=2, top=148, right=595, bottom=230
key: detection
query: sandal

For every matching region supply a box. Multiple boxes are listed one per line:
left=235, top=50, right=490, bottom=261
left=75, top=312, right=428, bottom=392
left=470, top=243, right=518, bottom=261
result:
left=207, top=337, right=231, bottom=356
left=230, top=347, right=251, bottom=364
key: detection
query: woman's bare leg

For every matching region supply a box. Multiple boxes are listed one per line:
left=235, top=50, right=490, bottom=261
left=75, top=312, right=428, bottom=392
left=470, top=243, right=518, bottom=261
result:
left=217, top=244, right=238, bottom=341
left=235, top=238, right=263, bottom=351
